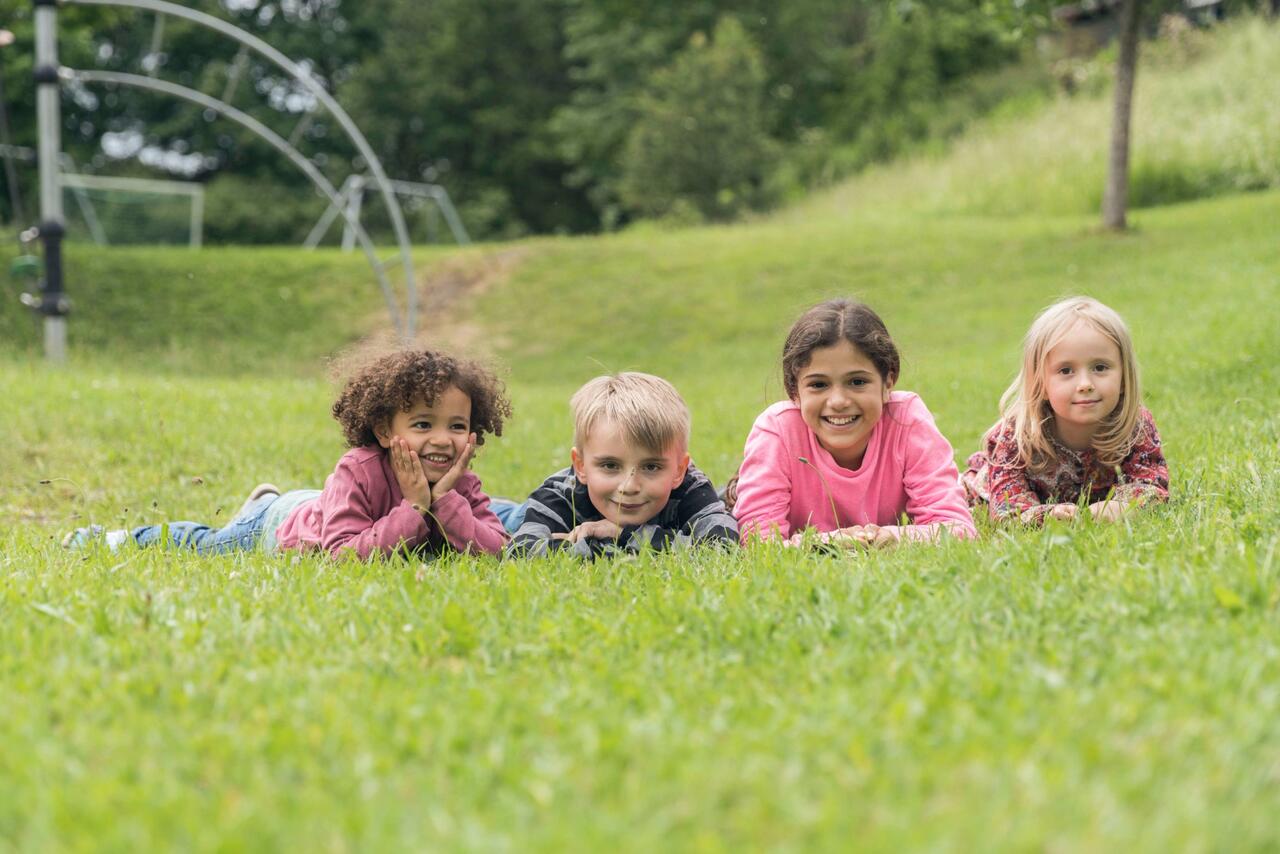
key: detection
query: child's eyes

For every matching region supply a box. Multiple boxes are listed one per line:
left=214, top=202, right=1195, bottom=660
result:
left=642, top=463, right=664, bottom=473
left=450, top=422, right=469, bottom=431
left=1057, top=367, right=1073, bottom=375
left=411, top=420, right=432, bottom=429
left=1093, top=364, right=1110, bottom=372
left=807, top=381, right=828, bottom=390
left=849, top=378, right=869, bottom=387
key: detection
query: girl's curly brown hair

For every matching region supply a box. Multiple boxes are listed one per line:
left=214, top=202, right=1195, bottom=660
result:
left=331, top=349, right=511, bottom=448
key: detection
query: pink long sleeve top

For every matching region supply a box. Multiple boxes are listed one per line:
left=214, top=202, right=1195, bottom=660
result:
left=733, top=392, right=976, bottom=543
left=275, top=445, right=508, bottom=559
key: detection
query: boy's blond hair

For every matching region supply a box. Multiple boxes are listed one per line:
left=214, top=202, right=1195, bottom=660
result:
left=571, top=372, right=690, bottom=454
left=1000, top=296, right=1143, bottom=473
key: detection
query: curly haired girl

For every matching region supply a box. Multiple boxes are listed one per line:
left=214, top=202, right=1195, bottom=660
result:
left=66, top=348, right=513, bottom=559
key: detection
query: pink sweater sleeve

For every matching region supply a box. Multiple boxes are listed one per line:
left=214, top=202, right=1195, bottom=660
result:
left=733, top=417, right=796, bottom=542
left=317, top=457, right=428, bottom=559
left=428, top=473, right=509, bottom=555
left=885, top=406, right=977, bottom=541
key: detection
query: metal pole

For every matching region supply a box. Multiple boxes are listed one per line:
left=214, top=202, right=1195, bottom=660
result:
left=190, top=187, right=202, bottom=248
left=34, top=0, right=67, bottom=363
left=340, top=175, right=363, bottom=253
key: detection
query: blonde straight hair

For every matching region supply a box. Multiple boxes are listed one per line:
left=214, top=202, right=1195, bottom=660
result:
left=999, top=297, right=1142, bottom=473
left=571, top=372, right=691, bottom=455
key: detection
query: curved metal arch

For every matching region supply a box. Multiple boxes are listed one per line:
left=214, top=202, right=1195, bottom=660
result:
left=68, top=68, right=405, bottom=331
left=66, top=0, right=418, bottom=338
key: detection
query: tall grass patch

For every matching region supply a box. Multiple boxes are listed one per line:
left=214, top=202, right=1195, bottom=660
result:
left=794, top=16, right=1280, bottom=221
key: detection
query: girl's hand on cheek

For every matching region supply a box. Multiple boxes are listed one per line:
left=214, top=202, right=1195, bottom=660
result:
left=391, top=438, right=432, bottom=508
left=430, top=433, right=476, bottom=504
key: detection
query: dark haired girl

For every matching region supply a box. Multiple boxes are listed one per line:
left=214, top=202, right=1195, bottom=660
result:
left=66, top=348, right=512, bottom=559
left=733, top=299, right=975, bottom=547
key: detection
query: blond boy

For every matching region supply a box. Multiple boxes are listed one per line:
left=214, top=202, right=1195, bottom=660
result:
left=505, top=373, right=737, bottom=558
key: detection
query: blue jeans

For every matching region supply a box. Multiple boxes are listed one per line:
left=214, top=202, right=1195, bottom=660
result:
left=129, top=492, right=279, bottom=555
left=490, top=498, right=527, bottom=534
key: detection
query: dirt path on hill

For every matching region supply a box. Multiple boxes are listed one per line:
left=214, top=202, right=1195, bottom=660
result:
left=411, top=247, right=528, bottom=352
left=347, top=246, right=530, bottom=366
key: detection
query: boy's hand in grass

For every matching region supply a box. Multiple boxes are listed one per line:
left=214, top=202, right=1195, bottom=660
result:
left=554, top=519, right=623, bottom=543
left=430, top=433, right=476, bottom=504
left=391, top=437, right=433, bottom=509
left=1089, top=499, right=1129, bottom=522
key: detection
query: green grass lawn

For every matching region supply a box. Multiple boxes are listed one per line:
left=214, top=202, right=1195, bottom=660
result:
left=3, top=19, right=1280, bottom=848
left=2, top=186, right=1277, bottom=850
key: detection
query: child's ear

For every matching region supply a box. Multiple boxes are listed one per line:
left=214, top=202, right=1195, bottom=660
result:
left=570, top=447, right=586, bottom=482
left=882, top=373, right=896, bottom=401
left=674, top=452, right=691, bottom=485
left=373, top=421, right=393, bottom=450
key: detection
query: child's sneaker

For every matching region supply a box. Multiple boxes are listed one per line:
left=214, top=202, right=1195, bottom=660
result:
left=235, top=483, right=280, bottom=518
left=62, top=525, right=130, bottom=551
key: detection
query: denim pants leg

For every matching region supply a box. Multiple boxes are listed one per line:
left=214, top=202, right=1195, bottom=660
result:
left=489, top=498, right=528, bottom=534
left=129, top=493, right=279, bottom=555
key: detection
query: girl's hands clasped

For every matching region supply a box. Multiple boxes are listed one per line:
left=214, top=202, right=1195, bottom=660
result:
left=830, top=524, right=897, bottom=549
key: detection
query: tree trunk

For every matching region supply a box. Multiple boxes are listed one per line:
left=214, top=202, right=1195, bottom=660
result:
left=1102, top=0, right=1144, bottom=231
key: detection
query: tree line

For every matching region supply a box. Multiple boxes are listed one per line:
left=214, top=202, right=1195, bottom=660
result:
left=0, top=0, right=1271, bottom=242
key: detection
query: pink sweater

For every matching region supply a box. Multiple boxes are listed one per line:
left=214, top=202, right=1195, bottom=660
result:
left=275, top=445, right=507, bottom=559
left=734, top=392, right=976, bottom=543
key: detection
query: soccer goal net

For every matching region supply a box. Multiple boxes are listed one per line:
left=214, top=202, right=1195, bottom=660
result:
left=61, top=173, right=204, bottom=247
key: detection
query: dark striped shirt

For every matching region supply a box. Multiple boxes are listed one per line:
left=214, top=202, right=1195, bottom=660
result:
left=505, top=463, right=738, bottom=559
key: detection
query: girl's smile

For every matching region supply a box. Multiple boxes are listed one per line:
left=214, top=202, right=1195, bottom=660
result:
left=374, top=385, right=473, bottom=483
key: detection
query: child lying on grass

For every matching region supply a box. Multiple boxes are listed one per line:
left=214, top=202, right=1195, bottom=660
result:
left=962, top=296, right=1168, bottom=524
left=499, top=372, right=738, bottom=559
left=65, top=348, right=512, bottom=559
left=732, top=298, right=977, bottom=548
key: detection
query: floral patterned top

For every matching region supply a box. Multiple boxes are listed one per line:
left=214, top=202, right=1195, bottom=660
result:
left=961, top=407, right=1169, bottom=523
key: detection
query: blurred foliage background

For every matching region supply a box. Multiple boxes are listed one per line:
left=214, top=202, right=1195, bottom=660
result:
left=0, top=0, right=1274, bottom=241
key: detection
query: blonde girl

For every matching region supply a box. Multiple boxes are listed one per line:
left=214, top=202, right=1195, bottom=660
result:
left=962, top=296, right=1168, bottom=524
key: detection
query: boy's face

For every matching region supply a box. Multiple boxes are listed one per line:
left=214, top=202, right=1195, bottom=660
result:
left=571, top=418, right=690, bottom=527
left=374, top=385, right=472, bottom=484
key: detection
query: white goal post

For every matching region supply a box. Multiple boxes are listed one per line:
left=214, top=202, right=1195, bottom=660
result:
left=59, top=172, right=204, bottom=248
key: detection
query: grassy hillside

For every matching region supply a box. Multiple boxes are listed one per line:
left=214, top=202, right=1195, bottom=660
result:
left=794, top=15, right=1280, bottom=220
left=2, top=17, right=1279, bottom=852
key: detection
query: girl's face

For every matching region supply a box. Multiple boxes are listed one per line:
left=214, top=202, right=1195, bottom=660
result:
left=374, top=385, right=472, bottom=483
left=794, top=338, right=893, bottom=470
left=1042, top=321, right=1123, bottom=450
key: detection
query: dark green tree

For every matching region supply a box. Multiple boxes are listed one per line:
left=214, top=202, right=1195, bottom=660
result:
left=347, top=0, right=593, bottom=239
left=618, top=17, right=776, bottom=222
